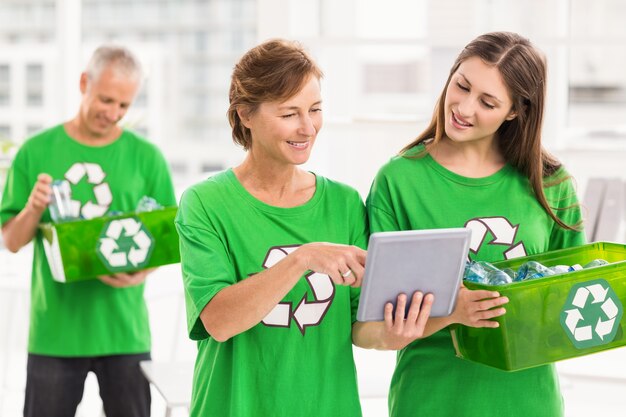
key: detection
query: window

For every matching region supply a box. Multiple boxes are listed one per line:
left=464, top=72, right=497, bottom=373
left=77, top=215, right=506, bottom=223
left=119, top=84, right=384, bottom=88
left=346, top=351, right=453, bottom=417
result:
left=286, top=0, right=626, bottom=148
left=0, top=125, right=11, bottom=139
left=26, top=124, right=43, bottom=136
left=0, top=64, right=9, bottom=106
left=568, top=0, right=626, bottom=141
left=80, top=0, right=256, bottom=150
left=26, top=63, right=44, bottom=107
left=134, top=83, right=148, bottom=108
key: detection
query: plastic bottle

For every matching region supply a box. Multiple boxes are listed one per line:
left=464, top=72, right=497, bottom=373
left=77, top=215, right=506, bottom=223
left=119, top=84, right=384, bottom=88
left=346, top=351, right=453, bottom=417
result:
left=464, top=261, right=488, bottom=284
left=486, top=269, right=513, bottom=285
left=49, top=179, right=73, bottom=223
left=583, top=259, right=609, bottom=269
left=464, top=260, right=510, bottom=285
left=501, top=268, right=517, bottom=281
left=549, top=264, right=582, bottom=275
left=136, top=196, right=162, bottom=212
left=515, top=261, right=554, bottom=281
left=465, top=259, right=595, bottom=286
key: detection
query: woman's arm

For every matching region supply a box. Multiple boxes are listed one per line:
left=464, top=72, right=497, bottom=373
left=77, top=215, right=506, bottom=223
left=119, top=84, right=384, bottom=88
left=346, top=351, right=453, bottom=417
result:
left=352, top=287, right=508, bottom=350
left=201, top=242, right=367, bottom=342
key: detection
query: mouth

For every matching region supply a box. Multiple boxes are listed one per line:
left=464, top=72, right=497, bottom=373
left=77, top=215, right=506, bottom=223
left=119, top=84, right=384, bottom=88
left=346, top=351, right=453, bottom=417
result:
left=286, top=140, right=310, bottom=149
left=96, top=118, right=114, bottom=128
left=451, top=111, right=473, bottom=128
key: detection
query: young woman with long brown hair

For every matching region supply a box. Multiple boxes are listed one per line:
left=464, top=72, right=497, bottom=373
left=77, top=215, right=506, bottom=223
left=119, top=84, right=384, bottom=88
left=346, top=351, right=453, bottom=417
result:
left=365, top=32, right=584, bottom=417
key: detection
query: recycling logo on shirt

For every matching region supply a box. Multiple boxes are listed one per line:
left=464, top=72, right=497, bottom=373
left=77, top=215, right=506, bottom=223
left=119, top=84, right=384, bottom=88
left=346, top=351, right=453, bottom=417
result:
left=260, top=245, right=335, bottom=335
left=96, top=217, right=155, bottom=272
left=64, top=162, right=112, bottom=219
left=465, top=216, right=527, bottom=259
left=560, top=279, right=623, bottom=349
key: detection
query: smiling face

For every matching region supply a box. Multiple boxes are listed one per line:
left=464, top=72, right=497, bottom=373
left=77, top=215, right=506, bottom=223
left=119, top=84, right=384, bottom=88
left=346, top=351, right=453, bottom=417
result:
left=443, top=56, right=517, bottom=147
left=77, top=65, right=139, bottom=141
left=240, top=75, right=322, bottom=167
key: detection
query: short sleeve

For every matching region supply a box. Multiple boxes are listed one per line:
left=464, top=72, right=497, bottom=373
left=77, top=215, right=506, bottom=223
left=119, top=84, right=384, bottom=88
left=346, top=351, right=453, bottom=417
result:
left=0, top=147, right=31, bottom=226
left=146, top=146, right=176, bottom=207
left=175, top=187, right=236, bottom=340
left=366, top=168, right=401, bottom=234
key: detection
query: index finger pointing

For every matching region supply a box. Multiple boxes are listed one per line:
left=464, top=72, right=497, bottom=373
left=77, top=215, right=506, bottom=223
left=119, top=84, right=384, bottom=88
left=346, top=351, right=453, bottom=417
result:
left=354, top=248, right=367, bottom=266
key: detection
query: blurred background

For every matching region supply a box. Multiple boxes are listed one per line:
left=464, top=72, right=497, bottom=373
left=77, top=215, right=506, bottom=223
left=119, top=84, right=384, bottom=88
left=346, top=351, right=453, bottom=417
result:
left=2, top=0, right=626, bottom=416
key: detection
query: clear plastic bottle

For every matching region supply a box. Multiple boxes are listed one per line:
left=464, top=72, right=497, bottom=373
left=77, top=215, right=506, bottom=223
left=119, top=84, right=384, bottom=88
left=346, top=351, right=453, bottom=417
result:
left=48, top=179, right=72, bottom=223
left=583, top=259, right=609, bottom=269
left=135, top=196, right=162, bottom=212
left=515, top=261, right=554, bottom=281
left=464, top=261, right=512, bottom=285
left=486, top=269, right=513, bottom=285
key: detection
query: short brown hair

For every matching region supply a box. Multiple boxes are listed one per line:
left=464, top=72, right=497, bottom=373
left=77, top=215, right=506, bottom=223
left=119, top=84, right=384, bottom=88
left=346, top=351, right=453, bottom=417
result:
left=228, top=39, right=323, bottom=150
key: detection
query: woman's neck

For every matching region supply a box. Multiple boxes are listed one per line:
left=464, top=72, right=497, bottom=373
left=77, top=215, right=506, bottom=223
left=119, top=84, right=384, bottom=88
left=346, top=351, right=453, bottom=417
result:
left=233, top=156, right=316, bottom=207
left=430, top=137, right=506, bottom=178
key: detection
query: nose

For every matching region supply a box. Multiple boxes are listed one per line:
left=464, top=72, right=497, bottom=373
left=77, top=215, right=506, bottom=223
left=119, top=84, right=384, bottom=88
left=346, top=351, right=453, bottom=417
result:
left=456, top=95, right=476, bottom=118
left=298, top=114, right=317, bottom=137
left=105, top=105, right=124, bottom=122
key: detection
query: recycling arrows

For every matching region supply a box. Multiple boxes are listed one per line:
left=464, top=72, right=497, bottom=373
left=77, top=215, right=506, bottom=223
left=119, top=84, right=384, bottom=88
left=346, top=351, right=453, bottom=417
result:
left=560, top=279, right=623, bottom=349
left=96, top=217, right=155, bottom=272
left=64, top=162, right=112, bottom=219
left=260, top=245, right=335, bottom=334
left=465, top=216, right=526, bottom=259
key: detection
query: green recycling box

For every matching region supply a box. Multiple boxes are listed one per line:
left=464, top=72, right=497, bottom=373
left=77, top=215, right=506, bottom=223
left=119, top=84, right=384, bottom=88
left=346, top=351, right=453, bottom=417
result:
left=451, top=241, right=626, bottom=371
left=40, top=206, right=180, bottom=283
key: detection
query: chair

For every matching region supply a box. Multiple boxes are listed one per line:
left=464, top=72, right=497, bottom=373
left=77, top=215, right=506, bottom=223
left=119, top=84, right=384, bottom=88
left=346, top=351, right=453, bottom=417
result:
left=139, top=360, right=194, bottom=417
left=0, top=245, right=31, bottom=416
left=582, top=177, right=624, bottom=242
left=141, top=266, right=195, bottom=417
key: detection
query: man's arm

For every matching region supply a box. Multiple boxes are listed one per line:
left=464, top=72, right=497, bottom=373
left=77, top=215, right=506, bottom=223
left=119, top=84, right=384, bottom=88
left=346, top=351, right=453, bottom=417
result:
left=1, top=173, right=52, bottom=253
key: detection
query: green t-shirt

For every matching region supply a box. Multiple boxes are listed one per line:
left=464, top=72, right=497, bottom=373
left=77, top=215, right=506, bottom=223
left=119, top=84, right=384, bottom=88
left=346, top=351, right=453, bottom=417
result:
left=175, top=169, right=367, bottom=417
left=367, top=147, right=585, bottom=417
left=0, top=125, right=176, bottom=356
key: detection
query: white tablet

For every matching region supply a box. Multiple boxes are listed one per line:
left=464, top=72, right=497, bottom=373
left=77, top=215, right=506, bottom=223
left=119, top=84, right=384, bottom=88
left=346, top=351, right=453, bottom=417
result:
left=356, top=228, right=471, bottom=322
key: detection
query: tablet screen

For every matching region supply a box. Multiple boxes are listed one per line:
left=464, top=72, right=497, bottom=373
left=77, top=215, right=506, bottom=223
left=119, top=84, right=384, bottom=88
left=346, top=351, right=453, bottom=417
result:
left=357, top=228, right=471, bottom=322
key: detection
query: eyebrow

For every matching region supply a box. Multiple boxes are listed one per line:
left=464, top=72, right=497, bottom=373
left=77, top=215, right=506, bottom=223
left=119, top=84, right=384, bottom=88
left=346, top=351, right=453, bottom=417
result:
left=458, top=73, right=503, bottom=104
left=277, top=100, right=323, bottom=110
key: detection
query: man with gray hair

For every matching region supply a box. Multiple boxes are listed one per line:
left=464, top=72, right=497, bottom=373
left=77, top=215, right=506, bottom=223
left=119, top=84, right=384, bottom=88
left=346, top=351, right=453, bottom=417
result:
left=0, top=45, right=175, bottom=417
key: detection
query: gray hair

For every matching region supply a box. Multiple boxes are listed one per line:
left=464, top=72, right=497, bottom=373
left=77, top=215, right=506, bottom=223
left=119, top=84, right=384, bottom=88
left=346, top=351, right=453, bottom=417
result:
left=85, top=45, right=142, bottom=82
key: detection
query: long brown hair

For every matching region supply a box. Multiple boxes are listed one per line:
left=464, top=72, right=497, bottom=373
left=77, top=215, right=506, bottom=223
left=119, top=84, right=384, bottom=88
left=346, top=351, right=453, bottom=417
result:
left=402, top=32, right=578, bottom=231
left=228, top=39, right=323, bottom=150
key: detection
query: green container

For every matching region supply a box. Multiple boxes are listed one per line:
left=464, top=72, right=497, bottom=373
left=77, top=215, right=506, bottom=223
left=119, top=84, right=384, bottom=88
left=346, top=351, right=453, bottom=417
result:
left=40, top=206, right=180, bottom=283
left=450, top=242, right=626, bottom=371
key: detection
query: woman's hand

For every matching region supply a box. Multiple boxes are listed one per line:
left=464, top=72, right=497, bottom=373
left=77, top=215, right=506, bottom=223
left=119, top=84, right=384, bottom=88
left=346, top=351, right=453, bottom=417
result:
left=352, top=291, right=433, bottom=350
left=449, top=286, right=508, bottom=328
left=380, top=291, right=434, bottom=350
left=295, top=242, right=367, bottom=287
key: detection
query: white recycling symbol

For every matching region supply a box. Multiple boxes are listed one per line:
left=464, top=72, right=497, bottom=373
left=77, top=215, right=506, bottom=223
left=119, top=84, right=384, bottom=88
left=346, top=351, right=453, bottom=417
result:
left=98, top=218, right=153, bottom=269
left=64, top=162, right=112, bottom=219
left=563, top=282, right=620, bottom=343
left=465, top=216, right=527, bottom=259
left=260, top=246, right=335, bottom=335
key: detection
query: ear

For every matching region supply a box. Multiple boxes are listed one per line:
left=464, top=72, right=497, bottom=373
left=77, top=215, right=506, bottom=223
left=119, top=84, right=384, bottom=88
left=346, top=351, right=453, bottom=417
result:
left=505, top=110, right=517, bottom=121
left=79, top=72, right=88, bottom=94
left=237, top=106, right=253, bottom=129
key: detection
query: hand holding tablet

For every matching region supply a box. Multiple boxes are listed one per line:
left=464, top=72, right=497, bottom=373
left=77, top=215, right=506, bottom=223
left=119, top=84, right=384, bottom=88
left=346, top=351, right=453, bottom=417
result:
left=357, top=228, right=472, bottom=322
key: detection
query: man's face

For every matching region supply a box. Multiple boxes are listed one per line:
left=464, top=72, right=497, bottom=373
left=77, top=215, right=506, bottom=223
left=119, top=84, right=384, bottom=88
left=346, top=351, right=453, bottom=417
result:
left=78, top=66, right=140, bottom=139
